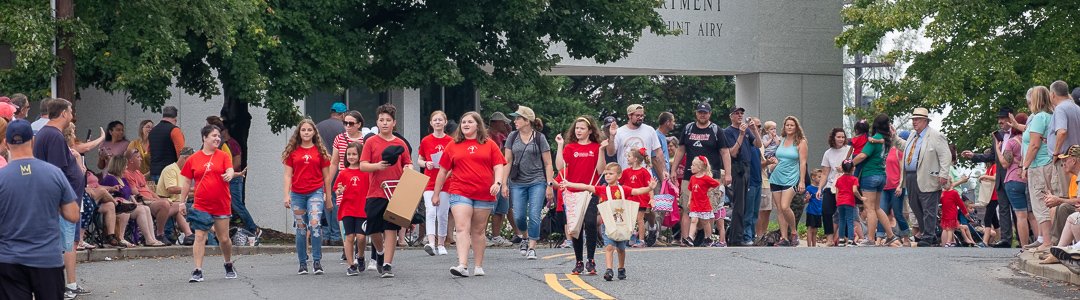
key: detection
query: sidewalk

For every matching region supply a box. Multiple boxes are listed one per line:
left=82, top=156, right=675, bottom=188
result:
left=76, top=245, right=343, bottom=263
left=1013, top=250, right=1080, bottom=286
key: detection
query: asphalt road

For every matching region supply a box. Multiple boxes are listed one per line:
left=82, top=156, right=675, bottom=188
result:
left=75, top=246, right=1074, bottom=299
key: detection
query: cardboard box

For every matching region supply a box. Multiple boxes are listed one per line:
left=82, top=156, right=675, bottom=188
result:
left=384, top=168, right=429, bottom=228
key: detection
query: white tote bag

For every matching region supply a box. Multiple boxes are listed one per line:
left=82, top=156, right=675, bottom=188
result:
left=562, top=169, right=596, bottom=239
left=597, top=185, right=640, bottom=242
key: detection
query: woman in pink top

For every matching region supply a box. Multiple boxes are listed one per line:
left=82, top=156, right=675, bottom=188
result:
left=876, top=137, right=910, bottom=246
left=997, top=113, right=1036, bottom=247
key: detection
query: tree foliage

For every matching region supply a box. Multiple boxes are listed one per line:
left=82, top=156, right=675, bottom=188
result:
left=480, top=75, right=736, bottom=139
left=836, top=0, right=1080, bottom=152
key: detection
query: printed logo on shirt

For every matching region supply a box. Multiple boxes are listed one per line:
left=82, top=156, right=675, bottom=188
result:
left=350, top=176, right=360, bottom=186
left=688, top=133, right=711, bottom=148
left=204, top=161, right=214, bottom=172
left=621, top=137, right=646, bottom=155
left=20, top=164, right=31, bottom=176
left=630, top=174, right=638, bottom=183
left=692, top=183, right=700, bottom=193
left=303, top=154, right=311, bottom=164
left=467, top=145, right=478, bottom=154
left=573, top=151, right=596, bottom=158
left=435, top=144, right=445, bottom=152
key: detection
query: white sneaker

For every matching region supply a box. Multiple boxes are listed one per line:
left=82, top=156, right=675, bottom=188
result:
left=437, top=245, right=448, bottom=255
left=450, top=265, right=469, bottom=277
left=473, top=267, right=485, bottom=276
left=366, top=259, right=377, bottom=271
left=486, top=238, right=496, bottom=247
left=424, top=244, right=436, bottom=256
left=493, top=236, right=513, bottom=247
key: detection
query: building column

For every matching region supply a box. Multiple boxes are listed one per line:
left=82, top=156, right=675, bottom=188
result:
left=736, top=73, right=843, bottom=166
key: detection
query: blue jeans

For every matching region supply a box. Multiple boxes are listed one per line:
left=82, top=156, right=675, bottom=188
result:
left=743, top=184, right=762, bottom=242
left=229, top=178, right=258, bottom=232
left=837, top=205, right=856, bottom=240
left=877, top=188, right=911, bottom=238
left=323, top=174, right=341, bottom=241
left=510, top=182, right=546, bottom=241
left=290, top=191, right=326, bottom=264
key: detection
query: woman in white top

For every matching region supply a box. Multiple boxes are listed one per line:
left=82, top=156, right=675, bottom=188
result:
left=817, top=128, right=850, bottom=247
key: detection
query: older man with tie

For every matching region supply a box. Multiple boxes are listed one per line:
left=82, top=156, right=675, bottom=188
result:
left=897, top=108, right=953, bottom=247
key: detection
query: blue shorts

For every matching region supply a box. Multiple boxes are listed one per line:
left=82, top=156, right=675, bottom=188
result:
left=493, top=193, right=510, bottom=214
left=59, top=217, right=76, bottom=252
left=186, top=206, right=228, bottom=232
left=859, top=174, right=886, bottom=192
left=600, top=225, right=629, bottom=250
left=449, top=194, right=497, bottom=210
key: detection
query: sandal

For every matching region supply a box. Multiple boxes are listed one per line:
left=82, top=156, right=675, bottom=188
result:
left=145, top=240, right=167, bottom=247
left=107, top=235, right=126, bottom=248
left=120, top=239, right=136, bottom=248
left=78, top=241, right=97, bottom=251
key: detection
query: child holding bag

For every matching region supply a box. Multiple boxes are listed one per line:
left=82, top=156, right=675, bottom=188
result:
left=560, top=163, right=654, bottom=281
left=620, top=148, right=653, bottom=247
left=685, top=156, right=721, bottom=247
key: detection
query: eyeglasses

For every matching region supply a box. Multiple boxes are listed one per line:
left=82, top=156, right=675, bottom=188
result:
left=343, top=121, right=358, bottom=126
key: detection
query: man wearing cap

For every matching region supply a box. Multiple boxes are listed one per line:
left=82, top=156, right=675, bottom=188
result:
left=606, top=105, right=667, bottom=187
left=669, top=102, right=733, bottom=245
left=897, top=107, right=952, bottom=247
left=1045, top=145, right=1080, bottom=250
left=962, top=107, right=1016, bottom=248
left=725, top=106, right=762, bottom=246
left=486, top=111, right=519, bottom=247
left=0, top=119, right=81, bottom=300
left=32, top=98, right=91, bottom=297
left=318, top=102, right=348, bottom=152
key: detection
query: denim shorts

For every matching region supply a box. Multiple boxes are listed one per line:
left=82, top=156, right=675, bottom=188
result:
left=59, top=218, right=76, bottom=252
left=859, top=174, right=886, bottom=192
left=600, top=225, right=629, bottom=250
left=186, top=206, right=228, bottom=232
left=770, top=184, right=792, bottom=192
left=1004, top=181, right=1030, bottom=212
left=493, top=193, right=510, bottom=214
left=449, top=194, right=497, bottom=210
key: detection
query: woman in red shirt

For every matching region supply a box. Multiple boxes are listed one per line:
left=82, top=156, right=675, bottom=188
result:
left=432, top=111, right=507, bottom=277
left=554, top=116, right=605, bottom=275
left=179, top=124, right=237, bottom=282
left=281, top=119, right=333, bottom=275
left=419, top=110, right=453, bottom=256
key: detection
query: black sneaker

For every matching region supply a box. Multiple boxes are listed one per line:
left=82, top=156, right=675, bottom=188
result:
left=603, top=269, right=614, bottom=281
left=189, top=269, right=204, bottom=283
left=380, top=264, right=395, bottom=278
left=376, top=252, right=385, bottom=269
left=298, top=263, right=309, bottom=275
left=313, top=261, right=324, bottom=275
left=182, top=234, right=196, bottom=246
left=617, top=268, right=626, bottom=280
left=510, top=235, right=523, bottom=244
left=571, top=261, right=585, bottom=275
left=346, top=265, right=360, bottom=276
left=586, top=259, right=597, bottom=275
left=702, top=238, right=713, bottom=248
left=224, top=263, right=237, bottom=279
left=68, top=286, right=91, bottom=296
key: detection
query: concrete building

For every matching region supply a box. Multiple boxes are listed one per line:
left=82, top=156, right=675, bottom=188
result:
left=71, top=0, right=842, bottom=233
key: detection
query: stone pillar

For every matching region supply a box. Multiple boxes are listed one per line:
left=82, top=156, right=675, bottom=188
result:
left=736, top=73, right=843, bottom=167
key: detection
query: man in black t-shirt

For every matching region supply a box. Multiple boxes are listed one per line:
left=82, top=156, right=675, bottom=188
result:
left=724, top=107, right=762, bottom=246
left=670, top=102, right=732, bottom=245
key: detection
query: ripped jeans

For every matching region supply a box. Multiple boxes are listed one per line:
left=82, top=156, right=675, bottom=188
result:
left=291, top=190, right=326, bottom=264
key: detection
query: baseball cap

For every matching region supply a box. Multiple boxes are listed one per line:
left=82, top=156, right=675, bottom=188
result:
left=508, top=106, right=536, bottom=122
left=626, top=104, right=644, bottom=115
left=489, top=112, right=510, bottom=123
left=330, top=102, right=347, bottom=113
left=730, top=107, right=745, bottom=114
left=6, top=119, right=33, bottom=145
left=179, top=147, right=195, bottom=156
left=1057, top=145, right=1080, bottom=159
left=696, top=102, right=712, bottom=113
left=0, top=103, right=14, bottom=121
left=996, top=107, right=1013, bottom=119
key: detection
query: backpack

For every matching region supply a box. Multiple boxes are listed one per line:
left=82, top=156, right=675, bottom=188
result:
left=682, top=122, right=722, bottom=145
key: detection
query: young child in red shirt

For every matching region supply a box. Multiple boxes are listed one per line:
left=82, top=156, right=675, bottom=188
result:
left=334, top=142, right=369, bottom=276
left=685, top=156, right=721, bottom=247
left=835, top=160, right=866, bottom=246
left=620, top=148, right=653, bottom=247
left=940, top=183, right=970, bottom=247
left=561, top=163, right=655, bottom=282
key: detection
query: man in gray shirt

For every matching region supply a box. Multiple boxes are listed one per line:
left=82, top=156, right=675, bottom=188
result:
left=317, top=102, right=347, bottom=151
left=1050, top=81, right=1080, bottom=195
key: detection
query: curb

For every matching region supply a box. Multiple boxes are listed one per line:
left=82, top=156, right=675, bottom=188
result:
left=1014, top=251, right=1080, bottom=286
left=77, top=245, right=344, bottom=263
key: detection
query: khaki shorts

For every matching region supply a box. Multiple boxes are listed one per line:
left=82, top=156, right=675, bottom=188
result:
left=1028, top=163, right=1065, bottom=223
left=760, top=185, right=774, bottom=211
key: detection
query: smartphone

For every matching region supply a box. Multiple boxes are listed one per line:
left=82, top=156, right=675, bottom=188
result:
left=85, top=129, right=91, bottom=141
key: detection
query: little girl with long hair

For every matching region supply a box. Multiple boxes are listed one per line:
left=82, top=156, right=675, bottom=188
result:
left=685, top=156, right=720, bottom=247
left=620, top=148, right=653, bottom=247
left=335, top=142, right=369, bottom=275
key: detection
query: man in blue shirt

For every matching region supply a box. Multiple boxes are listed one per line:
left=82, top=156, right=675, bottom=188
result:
left=724, top=107, right=762, bottom=246
left=0, top=119, right=80, bottom=300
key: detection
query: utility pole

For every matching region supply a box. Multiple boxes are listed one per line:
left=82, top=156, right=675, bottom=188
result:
left=53, top=0, right=75, bottom=101
left=843, top=53, right=893, bottom=108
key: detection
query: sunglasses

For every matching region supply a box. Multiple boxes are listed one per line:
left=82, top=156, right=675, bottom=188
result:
left=343, top=121, right=359, bottom=126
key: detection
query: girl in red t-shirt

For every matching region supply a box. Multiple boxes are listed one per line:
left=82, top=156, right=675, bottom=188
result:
left=554, top=116, right=605, bottom=275
left=940, top=185, right=971, bottom=247
left=431, top=111, right=507, bottom=278
left=334, top=142, right=369, bottom=275
left=419, top=110, right=453, bottom=256
left=178, top=124, right=237, bottom=282
left=620, top=148, right=653, bottom=247
left=685, top=156, right=721, bottom=247
left=281, top=119, right=333, bottom=275
left=834, top=160, right=865, bottom=246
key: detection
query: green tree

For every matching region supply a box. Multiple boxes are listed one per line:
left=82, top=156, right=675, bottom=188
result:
left=481, top=75, right=735, bottom=140
left=836, top=0, right=1080, bottom=152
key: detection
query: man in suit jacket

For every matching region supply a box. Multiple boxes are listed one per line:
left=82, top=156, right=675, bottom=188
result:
left=962, top=107, right=1015, bottom=248
left=897, top=108, right=953, bottom=246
